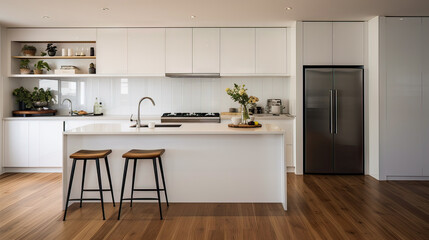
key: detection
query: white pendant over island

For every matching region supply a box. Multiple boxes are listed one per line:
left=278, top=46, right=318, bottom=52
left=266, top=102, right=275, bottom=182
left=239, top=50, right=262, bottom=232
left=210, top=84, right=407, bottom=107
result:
left=62, top=123, right=287, bottom=210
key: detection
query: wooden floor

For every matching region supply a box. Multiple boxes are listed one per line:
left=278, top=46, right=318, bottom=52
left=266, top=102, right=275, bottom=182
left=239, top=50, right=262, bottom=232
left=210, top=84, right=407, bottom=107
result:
left=0, top=173, right=428, bottom=240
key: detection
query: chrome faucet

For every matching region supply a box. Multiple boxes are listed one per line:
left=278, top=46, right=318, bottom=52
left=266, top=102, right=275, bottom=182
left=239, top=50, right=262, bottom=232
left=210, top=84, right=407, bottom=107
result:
left=136, top=97, right=156, bottom=128
left=62, top=98, right=73, bottom=116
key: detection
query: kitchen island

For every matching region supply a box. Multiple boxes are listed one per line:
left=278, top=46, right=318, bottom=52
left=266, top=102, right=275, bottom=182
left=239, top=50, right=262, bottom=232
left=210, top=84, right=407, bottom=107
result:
left=62, top=123, right=287, bottom=210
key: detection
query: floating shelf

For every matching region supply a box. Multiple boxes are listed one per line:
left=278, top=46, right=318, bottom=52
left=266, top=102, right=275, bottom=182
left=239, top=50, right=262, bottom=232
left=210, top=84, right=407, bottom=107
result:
left=12, top=56, right=96, bottom=59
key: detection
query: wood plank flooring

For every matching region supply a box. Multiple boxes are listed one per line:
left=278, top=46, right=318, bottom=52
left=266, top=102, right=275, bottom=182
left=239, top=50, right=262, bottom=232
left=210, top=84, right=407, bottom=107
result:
left=0, top=173, right=428, bottom=240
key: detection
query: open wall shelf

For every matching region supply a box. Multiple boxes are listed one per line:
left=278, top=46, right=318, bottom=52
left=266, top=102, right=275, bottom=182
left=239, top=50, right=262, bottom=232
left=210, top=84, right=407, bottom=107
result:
left=13, top=56, right=96, bottom=59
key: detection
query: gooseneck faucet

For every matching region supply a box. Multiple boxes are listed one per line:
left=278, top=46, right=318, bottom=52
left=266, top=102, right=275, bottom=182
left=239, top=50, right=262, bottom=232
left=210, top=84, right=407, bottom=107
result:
left=136, top=97, right=156, bottom=128
left=62, top=98, right=73, bottom=116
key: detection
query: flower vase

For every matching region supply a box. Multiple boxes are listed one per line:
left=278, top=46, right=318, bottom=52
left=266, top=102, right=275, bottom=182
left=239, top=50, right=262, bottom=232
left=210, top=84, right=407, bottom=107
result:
left=241, top=104, right=250, bottom=124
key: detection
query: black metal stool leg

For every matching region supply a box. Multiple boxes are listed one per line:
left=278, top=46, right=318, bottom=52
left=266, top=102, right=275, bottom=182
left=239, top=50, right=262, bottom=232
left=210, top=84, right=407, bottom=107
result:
left=80, top=159, right=87, bottom=208
left=63, top=159, right=77, bottom=221
left=118, top=158, right=129, bottom=220
left=152, top=158, right=163, bottom=220
left=158, top=156, right=169, bottom=207
left=95, top=158, right=106, bottom=220
left=130, top=159, right=137, bottom=207
left=104, top=157, right=115, bottom=207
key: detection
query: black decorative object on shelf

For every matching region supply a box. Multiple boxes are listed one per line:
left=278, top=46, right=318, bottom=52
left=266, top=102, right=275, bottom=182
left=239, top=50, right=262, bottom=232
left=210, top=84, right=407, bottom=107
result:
left=46, top=43, right=57, bottom=56
left=89, top=63, right=96, bottom=74
left=90, top=47, right=95, bottom=56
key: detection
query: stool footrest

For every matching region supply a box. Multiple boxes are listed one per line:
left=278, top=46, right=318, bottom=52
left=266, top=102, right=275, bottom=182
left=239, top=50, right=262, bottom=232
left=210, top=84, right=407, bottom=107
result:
left=69, top=198, right=102, bottom=201
left=123, top=198, right=159, bottom=201
left=132, top=188, right=165, bottom=192
left=83, top=189, right=112, bottom=192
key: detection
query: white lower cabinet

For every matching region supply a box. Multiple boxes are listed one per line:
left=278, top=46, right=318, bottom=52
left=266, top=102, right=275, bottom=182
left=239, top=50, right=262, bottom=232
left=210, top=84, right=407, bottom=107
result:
left=4, top=120, right=63, bottom=167
left=4, top=121, right=29, bottom=167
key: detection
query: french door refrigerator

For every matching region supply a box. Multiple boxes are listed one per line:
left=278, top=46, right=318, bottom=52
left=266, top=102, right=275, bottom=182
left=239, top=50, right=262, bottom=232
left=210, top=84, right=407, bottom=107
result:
left=304, top=66, right=364, bottom=174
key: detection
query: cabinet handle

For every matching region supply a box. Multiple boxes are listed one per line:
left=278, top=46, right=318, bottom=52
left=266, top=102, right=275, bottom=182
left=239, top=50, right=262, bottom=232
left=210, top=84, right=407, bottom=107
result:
left=330, top=89, right=334, bottom=134
left=335, top=89, right=338, bottom=134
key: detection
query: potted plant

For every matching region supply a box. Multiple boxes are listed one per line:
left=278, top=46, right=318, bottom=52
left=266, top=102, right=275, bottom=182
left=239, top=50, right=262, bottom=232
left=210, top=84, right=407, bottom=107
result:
left=34, top=60, right=51, bottom=74
left=21, top=45, right=37, bottom=56
left=31, top=87, right=55, bottom=110
left=12, top=87, right=32, bottom=110
left=46, top=43, right=57, bottom=56
left=19, top=59, right=31, bottom=74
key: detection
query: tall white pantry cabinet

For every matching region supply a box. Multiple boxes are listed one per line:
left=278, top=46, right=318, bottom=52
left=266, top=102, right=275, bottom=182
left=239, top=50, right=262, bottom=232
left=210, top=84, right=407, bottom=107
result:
left=376, top=17, right=429, bottom=179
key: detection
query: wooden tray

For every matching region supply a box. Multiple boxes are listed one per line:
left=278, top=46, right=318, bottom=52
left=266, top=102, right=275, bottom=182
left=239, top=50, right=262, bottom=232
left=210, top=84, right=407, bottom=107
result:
left=13, top=110, right=57, bottom=117
left=228, top=124, right=262, bottom=128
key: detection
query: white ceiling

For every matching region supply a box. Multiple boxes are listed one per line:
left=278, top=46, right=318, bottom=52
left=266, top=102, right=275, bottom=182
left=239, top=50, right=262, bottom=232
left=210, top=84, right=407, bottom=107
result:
left=0, top=0, right=428, bottom=27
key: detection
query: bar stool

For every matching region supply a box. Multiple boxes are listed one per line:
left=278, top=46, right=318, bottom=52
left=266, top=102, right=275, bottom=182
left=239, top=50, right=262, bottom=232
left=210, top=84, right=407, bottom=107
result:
left=118, top=149, right=169, bottom=220
left=63, top=149, right=115, bottom=221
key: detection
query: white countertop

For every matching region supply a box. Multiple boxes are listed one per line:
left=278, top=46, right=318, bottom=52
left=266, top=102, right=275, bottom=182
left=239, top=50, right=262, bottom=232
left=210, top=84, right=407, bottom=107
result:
left=64, top=123, right=285, bottom=135
left=4, top=113, right=295, bottom=121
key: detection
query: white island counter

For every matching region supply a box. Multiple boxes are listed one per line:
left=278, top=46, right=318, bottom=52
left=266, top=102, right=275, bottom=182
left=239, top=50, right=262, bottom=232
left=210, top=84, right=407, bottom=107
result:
left=63, top=123, right=287, bottom=210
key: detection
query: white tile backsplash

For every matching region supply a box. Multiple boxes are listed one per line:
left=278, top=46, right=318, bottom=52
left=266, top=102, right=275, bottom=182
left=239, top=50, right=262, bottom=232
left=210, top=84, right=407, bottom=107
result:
left=16, top=77, right=290, bottom=115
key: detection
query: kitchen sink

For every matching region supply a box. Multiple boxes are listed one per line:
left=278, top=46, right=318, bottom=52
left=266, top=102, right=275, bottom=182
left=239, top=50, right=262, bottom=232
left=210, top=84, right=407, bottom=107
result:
left=130, top=124, right=182, bottom=128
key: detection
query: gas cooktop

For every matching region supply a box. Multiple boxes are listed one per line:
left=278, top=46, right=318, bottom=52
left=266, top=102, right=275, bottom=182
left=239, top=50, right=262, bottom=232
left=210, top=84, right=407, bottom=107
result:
left=161, top=112, right=221, bottom=123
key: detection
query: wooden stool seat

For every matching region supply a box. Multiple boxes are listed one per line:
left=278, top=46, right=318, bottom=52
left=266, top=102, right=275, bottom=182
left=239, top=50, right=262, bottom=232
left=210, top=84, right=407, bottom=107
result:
left=122, top=149, right=165, bottom=159
left=70, top=149, right=112, bottom=159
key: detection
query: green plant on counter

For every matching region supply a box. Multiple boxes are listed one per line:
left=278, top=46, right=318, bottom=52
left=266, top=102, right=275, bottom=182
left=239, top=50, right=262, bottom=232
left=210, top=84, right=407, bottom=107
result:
left=31, top=87, right=55, bottom=104
left=34, top=60, right=51, bottom=71
left=12, top=87, right=32, bottom=109
left=20, top=59, right=30, bottom=69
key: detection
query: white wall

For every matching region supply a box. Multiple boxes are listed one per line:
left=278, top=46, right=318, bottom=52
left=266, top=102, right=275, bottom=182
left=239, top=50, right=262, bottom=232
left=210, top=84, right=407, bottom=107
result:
left=11, top=77, right=291, bottom=117
left=295, top=22, right=304, bottom=174
left=0, top=25, right=4, bottom=174
left=368, top=17, right=380, bottom=179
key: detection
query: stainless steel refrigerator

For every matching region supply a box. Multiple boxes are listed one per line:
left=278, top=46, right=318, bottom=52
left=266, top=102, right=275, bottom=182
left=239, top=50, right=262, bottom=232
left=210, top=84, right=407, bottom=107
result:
left=304, top=67, right=364, bottom=174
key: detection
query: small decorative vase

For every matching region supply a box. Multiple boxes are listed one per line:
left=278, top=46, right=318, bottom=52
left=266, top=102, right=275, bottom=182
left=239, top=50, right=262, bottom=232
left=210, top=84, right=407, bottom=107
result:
left=33, top=101, right=48, bottom=111
left=34, top=69, right=43, bottom=74
left=48, top=51, right=56, bottom=56
left=241, top=104, right=250, bottom=124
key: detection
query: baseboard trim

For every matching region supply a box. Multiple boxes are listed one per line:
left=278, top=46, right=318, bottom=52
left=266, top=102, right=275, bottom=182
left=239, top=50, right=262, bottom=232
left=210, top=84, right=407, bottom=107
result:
left=287, top=166, right=295, bottom=173
left=386, top=175, right=429, bottom=181
left=3, top=167, right=62, bottom=173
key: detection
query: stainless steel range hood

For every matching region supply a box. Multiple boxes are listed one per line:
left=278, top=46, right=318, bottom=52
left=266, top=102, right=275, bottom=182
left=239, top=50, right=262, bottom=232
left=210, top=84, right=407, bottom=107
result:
left=165, top=73, right=220, bottom=78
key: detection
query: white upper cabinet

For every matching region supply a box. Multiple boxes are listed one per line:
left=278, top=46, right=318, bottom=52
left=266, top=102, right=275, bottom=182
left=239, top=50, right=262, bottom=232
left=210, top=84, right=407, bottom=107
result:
left=303, top=22, right=364, bottom=65
left=193, top=28, right=220, bottom=73
left=166, top=28, right=193, bottom=73
left=221, top=28, right=256, bottom=74
left=256, top=28, right=287, bottom=74
left=303, top=22, right=333, bottom=65
left=128, top=28, right=166, bottom=75
left=333, top=22, right=364, bottom=65
left=96, top=28, right=128, bottom=74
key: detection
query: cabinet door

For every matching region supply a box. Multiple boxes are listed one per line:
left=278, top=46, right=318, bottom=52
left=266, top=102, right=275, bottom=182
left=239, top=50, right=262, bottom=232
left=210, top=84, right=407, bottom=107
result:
left=220, top=28, right=255, bottom=74
left=4, top=121, right=29, bottom=167
left=166, top=28, right=192, bottom=73
left=128, top=28, right=165, bottom=75
left=303, top=22, right=333, bottom=65
left=193, top=28, right=220, bottom=73
left=333, top=22, right=364, bottom=65
left=423, top=18, right=429, bottom=176
left=256, top=28, right=287, bottom=74
left=38, top=121, right=63, bottom=167
left=384, top=17, right=423, bottom=176
left=96, top=28, right=127, bottom=74
left=28, top=122, right=40, bottom=167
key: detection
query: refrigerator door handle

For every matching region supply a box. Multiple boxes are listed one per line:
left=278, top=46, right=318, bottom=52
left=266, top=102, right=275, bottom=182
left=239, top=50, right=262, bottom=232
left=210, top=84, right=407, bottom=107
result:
left=329, top=89, right=334, bottom=134
left=335, top=89, right=338, bottom=134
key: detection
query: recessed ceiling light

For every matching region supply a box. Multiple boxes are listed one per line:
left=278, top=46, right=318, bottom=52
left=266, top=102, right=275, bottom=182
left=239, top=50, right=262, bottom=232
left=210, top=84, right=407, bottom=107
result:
left=285, top=7, right=292, bottom=10
left=102, top=7, right=110, bottom=11
left=190, top=15, right=197, bottom=19
left=42, top=16, right=50, bottom=19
